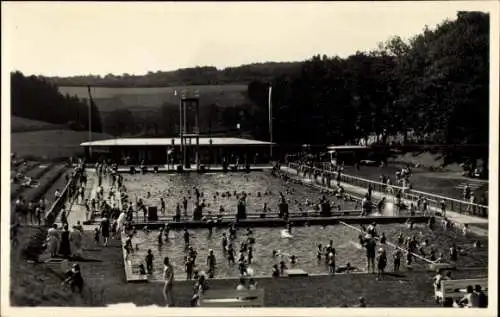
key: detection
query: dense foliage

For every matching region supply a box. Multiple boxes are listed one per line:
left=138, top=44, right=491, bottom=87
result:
left=247, top=12, right=489, bottom=161
left=48, top=63, right=302, bottom=87
left=11, top=72, right=103, bottom=133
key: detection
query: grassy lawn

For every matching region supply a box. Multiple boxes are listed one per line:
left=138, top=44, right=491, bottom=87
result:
left=11, top=116, right=66, bottom=133
left=11, top=130, right=111, bottom=160
left=10, top=226, right=85, bottom=306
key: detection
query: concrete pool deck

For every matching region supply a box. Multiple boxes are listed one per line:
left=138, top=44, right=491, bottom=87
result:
left=115, top=215, right=431, bottom=229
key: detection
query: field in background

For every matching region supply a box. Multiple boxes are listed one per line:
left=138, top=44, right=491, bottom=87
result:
left=11, top=116, right=66, bottom=133
left=11, top=130, right=111, bottom=159
left=59, top=85, right=250, bottom=113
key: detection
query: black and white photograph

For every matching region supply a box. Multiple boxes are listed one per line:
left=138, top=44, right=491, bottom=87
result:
left=1, top=1, right=498, bottom=315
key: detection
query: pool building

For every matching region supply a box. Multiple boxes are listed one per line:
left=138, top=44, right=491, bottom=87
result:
left=81, top=137, right=275, bottom=166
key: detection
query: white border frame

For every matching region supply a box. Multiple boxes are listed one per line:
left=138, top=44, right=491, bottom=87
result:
left=2, top=2, right=498, bottom=317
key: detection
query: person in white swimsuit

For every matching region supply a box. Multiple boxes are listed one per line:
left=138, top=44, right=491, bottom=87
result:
left=163, top=257, right=175, bottom=307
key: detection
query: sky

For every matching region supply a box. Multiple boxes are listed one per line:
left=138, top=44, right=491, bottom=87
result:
left=1, top=1, right=495, bottom=77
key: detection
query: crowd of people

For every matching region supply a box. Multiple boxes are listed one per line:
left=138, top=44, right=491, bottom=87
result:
left=24, top=157, right=487, bottom=308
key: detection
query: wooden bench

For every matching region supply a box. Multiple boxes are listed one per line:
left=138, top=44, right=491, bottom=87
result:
left=199, top=288, right=265, bottom=307
left=436, top=278, right=488, bottom=305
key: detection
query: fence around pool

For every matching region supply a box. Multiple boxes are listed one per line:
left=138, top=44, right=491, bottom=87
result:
left=286, top=162, right=488, bottom=218
left=44, top=167, right=83, bottom=226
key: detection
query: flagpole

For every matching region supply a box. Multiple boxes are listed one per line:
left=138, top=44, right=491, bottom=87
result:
left=176, top=90, right=182, bottom=168
left=268, top=84, right=273, bottom=160
left=87, top=86, right=92, bottom=160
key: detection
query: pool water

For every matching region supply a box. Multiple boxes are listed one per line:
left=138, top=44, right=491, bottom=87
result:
left=126, top=224, right=375, bottom=280
left=376, top=222, right=488, bottom=268
left=122, top=172, right=360, bottom=218
left=119, top=172, right=488, bottom=280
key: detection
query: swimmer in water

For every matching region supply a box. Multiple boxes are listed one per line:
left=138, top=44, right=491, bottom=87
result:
left=279, top=260, right=288, bottom=275
left=380, top=233, right=386, bottom=244
left=158, top=228, right=164, bottom=246
left=316, top=244, right=323, bottom=261
left=397, top=233, right=404, bottom=245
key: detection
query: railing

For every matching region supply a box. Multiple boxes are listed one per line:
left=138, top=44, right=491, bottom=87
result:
left=286, top=163, right=488, bottom=218
left=44, top=167, right=83, bottom=226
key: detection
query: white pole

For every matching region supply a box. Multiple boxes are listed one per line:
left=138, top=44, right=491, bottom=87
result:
left=268, top=85, right=273, bottom=160
left=177, top=90, right=182, bottom=168
left=87, top=86, right=92, bottom=160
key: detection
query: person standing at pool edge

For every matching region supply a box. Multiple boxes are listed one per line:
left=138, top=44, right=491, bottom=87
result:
left=163, top=257, right=174, bottom=307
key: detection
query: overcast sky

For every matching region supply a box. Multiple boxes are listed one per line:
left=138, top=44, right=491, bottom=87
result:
left=1, top=1, right=494, bottom=77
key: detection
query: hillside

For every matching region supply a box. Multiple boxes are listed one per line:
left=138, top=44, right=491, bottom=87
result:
left=11, top=116, right=66, bottom=133
left=59, top=84, right=249, bottom=113
left=11, top=130, right=112, bottom=159
left=47, top=62, right=303, bottom=87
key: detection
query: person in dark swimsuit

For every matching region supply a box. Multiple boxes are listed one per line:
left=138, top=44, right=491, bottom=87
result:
left=364, top=237, right=376, bottom=273
left=183, top=228, right=190, bottom=247
left=221, top=233, right=228, bottom=255
left=100, top=216, right=110, bottom=247
left=145, top=249, right=154, bottom=274
left=207, top=249, right=216, bottom=277
left=59, top=224, right=71, bottom=258
left=227, top=244, right=235, bottom=264
left=158, top=228, right=164, bottom=246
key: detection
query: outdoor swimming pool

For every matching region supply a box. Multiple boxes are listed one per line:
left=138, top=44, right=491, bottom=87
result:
left=121, top=172, right=360, bottom=218
left=119, top=172, right=488, bottom=281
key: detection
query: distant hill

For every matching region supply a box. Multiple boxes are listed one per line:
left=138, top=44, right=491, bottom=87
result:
left=47, top=62, right=303, bottom=87
left=11, top=116, right=67, bottom=133
left=11, top=129, right=112, bottom=159
left=58, top=84, right=249, bottom=113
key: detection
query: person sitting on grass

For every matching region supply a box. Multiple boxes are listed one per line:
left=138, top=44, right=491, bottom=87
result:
left=62, top=264, right=84, bottom=293
left=356, top=297, right=367, bottom=307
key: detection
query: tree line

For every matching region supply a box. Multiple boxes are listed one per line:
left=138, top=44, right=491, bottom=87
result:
left=247, top=11, right=489, bottom=167
left=47, top=62, right=302, bottom=87
left=11, top=71, right=103, bottom=133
